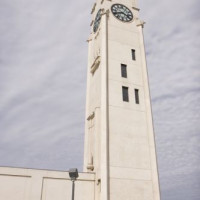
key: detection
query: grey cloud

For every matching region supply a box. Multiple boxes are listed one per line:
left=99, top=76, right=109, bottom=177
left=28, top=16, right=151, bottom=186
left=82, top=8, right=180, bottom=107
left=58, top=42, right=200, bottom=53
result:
left=0, top=0, right=200, bottom=199
left=140, top=0, right=200, bottom=199
left=0, top=0, right=93, bottom=171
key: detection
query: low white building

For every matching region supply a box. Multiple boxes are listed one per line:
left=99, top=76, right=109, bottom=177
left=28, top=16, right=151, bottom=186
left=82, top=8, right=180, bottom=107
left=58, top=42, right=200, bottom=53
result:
left=0, top=167, right=94, bottom=200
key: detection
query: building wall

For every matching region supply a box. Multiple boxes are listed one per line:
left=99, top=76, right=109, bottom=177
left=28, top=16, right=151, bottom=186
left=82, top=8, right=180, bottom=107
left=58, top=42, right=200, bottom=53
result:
left=0, top=167, right=95, bottom=200
left=107, top=5, right=155, bottom=200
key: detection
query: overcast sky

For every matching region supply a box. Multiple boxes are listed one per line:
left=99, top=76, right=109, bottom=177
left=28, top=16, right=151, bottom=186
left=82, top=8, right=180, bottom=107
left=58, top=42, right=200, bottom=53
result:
left=0, top=0, right=199, bottom=199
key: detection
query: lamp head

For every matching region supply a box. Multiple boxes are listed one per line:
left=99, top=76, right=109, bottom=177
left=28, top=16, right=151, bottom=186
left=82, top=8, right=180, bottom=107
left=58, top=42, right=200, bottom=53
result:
left=69, top=168, right=79, bottom=181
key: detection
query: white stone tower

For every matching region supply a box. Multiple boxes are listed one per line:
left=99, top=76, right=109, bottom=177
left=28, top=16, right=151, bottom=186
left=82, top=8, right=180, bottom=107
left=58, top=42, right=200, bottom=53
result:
left=84, top=0, right=161, bottom=200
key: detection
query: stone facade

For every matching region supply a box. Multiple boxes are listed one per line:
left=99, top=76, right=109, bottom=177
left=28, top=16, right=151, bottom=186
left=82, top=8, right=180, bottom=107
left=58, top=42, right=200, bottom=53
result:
left=84, top=0, right=161, bottom=200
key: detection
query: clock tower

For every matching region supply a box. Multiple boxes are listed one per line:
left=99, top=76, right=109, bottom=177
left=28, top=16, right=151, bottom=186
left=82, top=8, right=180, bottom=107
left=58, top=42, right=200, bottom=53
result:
left=84, top=0, right=161, bottom=200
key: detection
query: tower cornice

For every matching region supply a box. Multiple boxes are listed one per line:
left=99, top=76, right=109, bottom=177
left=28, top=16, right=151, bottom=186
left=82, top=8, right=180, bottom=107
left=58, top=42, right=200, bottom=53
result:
left=136, top=18, right=146, bottom=28
left=132, top=6, right=140, bottom=11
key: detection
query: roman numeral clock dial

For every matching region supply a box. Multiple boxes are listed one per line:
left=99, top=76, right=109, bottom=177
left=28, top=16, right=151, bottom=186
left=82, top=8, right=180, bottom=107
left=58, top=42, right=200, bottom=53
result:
left=111, top=4, right=133, bottom=22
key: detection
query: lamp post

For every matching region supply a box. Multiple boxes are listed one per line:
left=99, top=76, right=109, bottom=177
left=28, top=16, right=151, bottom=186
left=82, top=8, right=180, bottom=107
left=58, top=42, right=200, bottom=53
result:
left=69, top=168, right=79, bottom=200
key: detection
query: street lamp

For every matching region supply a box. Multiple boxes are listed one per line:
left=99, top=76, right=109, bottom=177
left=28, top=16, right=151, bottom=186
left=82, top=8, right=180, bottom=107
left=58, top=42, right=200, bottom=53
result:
left=69, top=168, right=79, bottom=200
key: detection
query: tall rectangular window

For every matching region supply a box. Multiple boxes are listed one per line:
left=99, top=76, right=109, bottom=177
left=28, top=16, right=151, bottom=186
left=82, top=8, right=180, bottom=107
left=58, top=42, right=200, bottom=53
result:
left=135, top=89, right=139, bottom=104
left=121, top=64, right=127, bottom=78
left=122, top=86, right=129, bottom=102
left=131, top=49, right=136, bottom=60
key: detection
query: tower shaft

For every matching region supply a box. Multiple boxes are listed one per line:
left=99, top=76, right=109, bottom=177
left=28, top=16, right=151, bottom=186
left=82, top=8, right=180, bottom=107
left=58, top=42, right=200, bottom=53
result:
left=84, top=1, right=161, bottom=200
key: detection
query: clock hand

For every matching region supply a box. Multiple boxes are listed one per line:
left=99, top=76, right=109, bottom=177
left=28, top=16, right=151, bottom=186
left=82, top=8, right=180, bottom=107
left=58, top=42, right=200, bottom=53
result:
left=117, top=12, right=123, bottom=15
left=113, top=10, right=123, bottom=14
left=116, top=12, right=127, bottom=16
left=123, top=12, right=132, bottom=19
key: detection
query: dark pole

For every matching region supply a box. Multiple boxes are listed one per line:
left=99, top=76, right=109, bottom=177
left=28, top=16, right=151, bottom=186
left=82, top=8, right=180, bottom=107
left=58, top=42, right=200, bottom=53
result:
left=69, top=168, right=78, bottom=200
left=72, top=180, right=75, bottom=200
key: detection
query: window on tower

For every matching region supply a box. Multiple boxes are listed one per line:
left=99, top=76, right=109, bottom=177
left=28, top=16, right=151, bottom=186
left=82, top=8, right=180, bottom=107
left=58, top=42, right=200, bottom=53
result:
left=135, top=89, right=139, bottom=104
left=122, top=86, right=129, bottom=102
left=131, top=49, right=136, bottom=60
left=121, top=64, right=127, bottom=78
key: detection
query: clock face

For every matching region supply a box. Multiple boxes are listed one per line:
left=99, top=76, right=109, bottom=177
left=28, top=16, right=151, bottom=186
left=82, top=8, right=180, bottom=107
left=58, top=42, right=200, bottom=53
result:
left=111, top=4, right=133, bottom=22
left=93, top=9, right=102, bottom=33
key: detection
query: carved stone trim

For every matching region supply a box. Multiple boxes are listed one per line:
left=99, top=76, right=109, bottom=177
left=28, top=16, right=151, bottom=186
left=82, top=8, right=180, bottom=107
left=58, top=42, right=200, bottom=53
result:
left=135, top=18, right=146, bottom=28
left=90, top=20, right=94, bottom=27
left=132, top=6, right=140, bottom=11
left=87, top=112, right=95, bottom=121
left=87, top=164, right=94, bottom=171
left=87, top=154, right=94, bottom=171
left=91, top=3, right=96, bottom=14
left=101, top=9, right=110, bottom=17
left=86, top=34, right=93, bottom=43
left=97, top=179, right=101, bottom=185
left=90, top=56, right=101, bottom=74
left=101, top=0, right=110, bottom=3
left=94, top=29, right=100, bottom=39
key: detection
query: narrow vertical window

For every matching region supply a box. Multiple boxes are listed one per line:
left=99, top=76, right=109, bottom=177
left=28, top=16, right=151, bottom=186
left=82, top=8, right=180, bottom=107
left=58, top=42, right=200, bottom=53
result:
left=122, top=86, right=129, bottom=102
left=131, top=49, right=136, bottom=60
left=121, top=64, right=127, bottom=78
left=135, top=89, right=139, bottom=104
